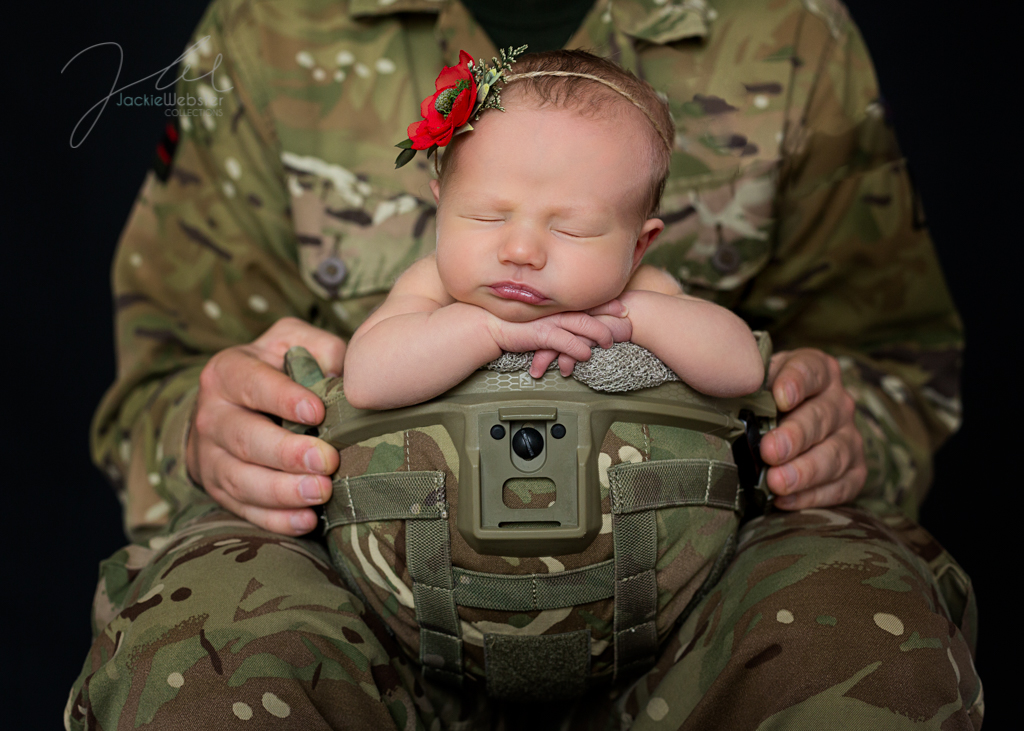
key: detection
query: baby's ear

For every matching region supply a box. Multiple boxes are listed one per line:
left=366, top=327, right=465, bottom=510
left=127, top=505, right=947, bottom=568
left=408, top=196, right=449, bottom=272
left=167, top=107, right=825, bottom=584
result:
left=632, top=218, right=665, bottom=269
left=429, top=179, right=441, bottom=204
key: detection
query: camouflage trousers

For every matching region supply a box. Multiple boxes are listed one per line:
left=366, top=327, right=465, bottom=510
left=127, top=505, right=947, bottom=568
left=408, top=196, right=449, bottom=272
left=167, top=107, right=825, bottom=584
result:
left=67, top=497, right=983, bottom=730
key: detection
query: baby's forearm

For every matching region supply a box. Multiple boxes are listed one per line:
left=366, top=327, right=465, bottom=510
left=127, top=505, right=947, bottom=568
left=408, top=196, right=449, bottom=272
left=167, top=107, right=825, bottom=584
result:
left=344, top=303, right=502, bottom=409
left=622, top=290, right=764, bottom=397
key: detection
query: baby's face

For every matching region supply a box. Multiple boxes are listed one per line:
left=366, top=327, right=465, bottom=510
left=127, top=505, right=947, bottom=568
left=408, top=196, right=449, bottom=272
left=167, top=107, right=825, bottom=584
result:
left=431, top=104, right=663, bottom=323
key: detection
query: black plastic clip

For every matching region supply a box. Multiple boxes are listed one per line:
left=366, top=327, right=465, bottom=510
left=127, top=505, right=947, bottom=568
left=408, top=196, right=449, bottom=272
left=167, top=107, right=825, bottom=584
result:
left=732, top=409, right=771, bottom=518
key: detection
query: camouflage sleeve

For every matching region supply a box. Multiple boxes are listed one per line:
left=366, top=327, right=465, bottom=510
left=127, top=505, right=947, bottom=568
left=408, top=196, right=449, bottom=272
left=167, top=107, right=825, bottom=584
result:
left=90, top=0, right=315, bottom=542
left=736, top=2, right=962, bottom=520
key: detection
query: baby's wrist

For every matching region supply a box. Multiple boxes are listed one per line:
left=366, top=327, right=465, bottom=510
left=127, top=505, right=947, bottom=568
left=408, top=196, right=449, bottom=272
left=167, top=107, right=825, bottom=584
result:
left=443, top=301, right=505, bottom=357
left=616, top=289, right=656, bottom=327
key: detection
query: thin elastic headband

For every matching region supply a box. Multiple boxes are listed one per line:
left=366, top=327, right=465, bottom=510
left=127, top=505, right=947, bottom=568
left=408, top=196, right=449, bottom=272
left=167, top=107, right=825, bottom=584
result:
left=503, top=70, right=674, bottom=152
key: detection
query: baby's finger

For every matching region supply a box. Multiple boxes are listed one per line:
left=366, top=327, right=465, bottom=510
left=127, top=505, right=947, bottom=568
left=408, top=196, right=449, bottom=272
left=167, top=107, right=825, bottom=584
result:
left=593, top=314, right=632, bottom=344
left=585, top=299, right=627, bottom=318
left=530, top=350, right=558, bottom=378
left=553, top=312, right=615, bottom=348
left=541, top=326, right=594, bottom=361
left=557, top=353, right=578, bottom=376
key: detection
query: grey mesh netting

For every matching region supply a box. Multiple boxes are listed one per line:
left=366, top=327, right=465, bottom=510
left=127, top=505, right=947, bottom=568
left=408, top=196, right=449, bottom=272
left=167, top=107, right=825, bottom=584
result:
left=484, top=341, right=680, bottom=392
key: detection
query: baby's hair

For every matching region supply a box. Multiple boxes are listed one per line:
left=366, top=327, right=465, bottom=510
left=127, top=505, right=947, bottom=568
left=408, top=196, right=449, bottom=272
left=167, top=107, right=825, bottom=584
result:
left=437, top=50, right=674, bottom=221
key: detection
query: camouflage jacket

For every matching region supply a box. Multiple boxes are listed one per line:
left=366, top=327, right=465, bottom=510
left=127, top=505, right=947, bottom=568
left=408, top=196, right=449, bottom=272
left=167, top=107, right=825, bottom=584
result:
left=94, top=0, right=963, bottom=542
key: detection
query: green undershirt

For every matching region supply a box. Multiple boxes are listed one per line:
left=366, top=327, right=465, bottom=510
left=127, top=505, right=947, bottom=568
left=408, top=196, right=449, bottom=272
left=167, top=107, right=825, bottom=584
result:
left=460, top=0, right=597, bottom=54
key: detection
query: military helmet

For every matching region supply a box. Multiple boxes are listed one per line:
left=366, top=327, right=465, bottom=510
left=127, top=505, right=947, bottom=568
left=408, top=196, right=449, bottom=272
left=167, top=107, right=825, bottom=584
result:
left=284, top=339, right=775, bottom=701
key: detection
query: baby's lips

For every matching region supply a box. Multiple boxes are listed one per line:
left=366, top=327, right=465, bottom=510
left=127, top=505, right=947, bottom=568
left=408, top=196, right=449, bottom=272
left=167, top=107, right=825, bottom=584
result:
left=489, top=282, right=549, bottom=305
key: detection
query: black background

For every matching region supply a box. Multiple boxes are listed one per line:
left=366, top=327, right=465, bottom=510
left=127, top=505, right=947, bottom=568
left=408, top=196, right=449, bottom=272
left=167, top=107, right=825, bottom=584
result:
left=5, top=1, right=1014, bottom=727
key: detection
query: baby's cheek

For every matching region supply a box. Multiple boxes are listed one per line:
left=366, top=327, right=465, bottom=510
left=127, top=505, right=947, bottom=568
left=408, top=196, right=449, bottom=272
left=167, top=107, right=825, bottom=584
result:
left=577, top=265, right=633, bottom=309
left=435, top=255, right=465, bottom=298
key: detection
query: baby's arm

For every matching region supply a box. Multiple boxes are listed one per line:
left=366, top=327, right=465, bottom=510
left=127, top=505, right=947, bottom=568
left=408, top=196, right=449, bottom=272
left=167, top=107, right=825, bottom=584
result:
left=342, top=257, right=499, bottom=409
left=343, top=256, right=623, bottom=409
left=620, top=266, right=765, bottom=397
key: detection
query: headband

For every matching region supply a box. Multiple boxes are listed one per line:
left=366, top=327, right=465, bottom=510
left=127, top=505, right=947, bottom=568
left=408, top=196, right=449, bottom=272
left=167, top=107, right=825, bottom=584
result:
left=503, top=71, right=674, bottom=152
left=395, top=47, right=673, bottom=169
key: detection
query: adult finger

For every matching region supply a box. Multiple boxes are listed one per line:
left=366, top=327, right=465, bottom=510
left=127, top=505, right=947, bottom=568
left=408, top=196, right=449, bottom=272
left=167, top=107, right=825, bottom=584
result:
left=248, top=316, right=348, bottom=377
left=200, top=400, right=338, bottom=475
left=759, top=380, right=855, bottom=467
left=772, top=464, right=868, bottom=511
left=766, top=349, right=838, bottom=412
left=204, top=477, right=322, bottom=536
left=203, top=442, right=333, bottom=509
left=203, top=349, right=326, bottom=425
left=765, top=421, right=863, bottom=497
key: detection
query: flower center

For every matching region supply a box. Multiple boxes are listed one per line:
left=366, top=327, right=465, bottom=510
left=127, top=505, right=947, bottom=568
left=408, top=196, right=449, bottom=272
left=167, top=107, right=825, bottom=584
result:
left=434, top=79, right=471, bottom=117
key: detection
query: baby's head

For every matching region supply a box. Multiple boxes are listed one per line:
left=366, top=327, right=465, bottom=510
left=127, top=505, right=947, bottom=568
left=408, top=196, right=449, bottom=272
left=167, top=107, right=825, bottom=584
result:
left=430, top=50, right=673, bottom=323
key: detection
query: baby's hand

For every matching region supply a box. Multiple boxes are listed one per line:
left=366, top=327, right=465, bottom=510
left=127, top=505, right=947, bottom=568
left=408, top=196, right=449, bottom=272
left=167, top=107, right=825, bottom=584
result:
left=487, top=303, right=630, bottom=378
left=530, top=300, right=632, bottom=377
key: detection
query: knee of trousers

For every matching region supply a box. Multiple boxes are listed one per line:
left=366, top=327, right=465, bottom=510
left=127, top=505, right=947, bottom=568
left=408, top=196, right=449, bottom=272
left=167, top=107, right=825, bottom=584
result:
left=67, top=518, right=405, bottom=730
left=663, top=507, right=982, bottom=727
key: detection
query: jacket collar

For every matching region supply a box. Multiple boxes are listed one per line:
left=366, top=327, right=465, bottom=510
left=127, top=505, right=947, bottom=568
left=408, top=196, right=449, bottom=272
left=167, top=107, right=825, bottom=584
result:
left=347, top=0, right=711, bottom=43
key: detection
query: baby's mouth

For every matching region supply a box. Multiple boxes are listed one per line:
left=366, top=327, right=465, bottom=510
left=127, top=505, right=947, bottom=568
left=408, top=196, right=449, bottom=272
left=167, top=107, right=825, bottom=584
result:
left=489, top=281, right=550, bottom=305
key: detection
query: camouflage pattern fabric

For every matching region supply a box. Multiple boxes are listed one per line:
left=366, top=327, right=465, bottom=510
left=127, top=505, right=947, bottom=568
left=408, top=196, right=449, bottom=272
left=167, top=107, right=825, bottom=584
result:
left=92, top=0, right=962, bottom=542
left=323, top=415, right=742, bottom=685
left=71, top=0, right=978, bottom=728
left=66, top=498, right=981, bottom=729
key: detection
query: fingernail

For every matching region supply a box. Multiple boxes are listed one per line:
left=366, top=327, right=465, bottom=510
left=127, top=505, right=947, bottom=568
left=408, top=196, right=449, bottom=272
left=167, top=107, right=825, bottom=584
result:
left=304, top=447, right=325, bottom=473
left=774, top=433, right=791, bottom=461
left=290, top=511, right=315, bottom=533
left=781, top=464, right=798, bottom=488
left=297, top=400, right=318, bottom=424
left=775, top=495, right=795, bottom=510
left=299, top=476, right=323, bottom=503
left=783, top=383, right=797, bottom=409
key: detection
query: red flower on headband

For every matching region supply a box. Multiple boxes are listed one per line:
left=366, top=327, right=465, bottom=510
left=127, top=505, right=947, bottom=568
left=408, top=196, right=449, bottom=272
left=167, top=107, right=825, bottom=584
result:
left=395, top=45, right=525, bottom=168
left=407, top=50, right=478, bottom=150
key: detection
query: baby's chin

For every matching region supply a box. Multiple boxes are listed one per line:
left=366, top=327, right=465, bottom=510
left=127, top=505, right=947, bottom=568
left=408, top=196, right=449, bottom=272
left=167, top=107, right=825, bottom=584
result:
left=479, top=298, right=561, bottom=323
left=458, top=289, right=603, bottom=322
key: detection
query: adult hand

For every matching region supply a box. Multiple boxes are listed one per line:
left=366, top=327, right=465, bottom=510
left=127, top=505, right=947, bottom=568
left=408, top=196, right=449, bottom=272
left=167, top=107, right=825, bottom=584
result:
left=186, top=317, right=346, bottom=535
left=758, top=348, right=866, bottom=510
left=529, top=299, right=632, bottom=376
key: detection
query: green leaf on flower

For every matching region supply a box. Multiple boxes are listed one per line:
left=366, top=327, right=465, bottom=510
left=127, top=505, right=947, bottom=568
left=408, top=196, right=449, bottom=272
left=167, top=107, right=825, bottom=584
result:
left=395, top=139, right=414, bottom=149
left=394, top=148, right=417, bottom=169
left=426, top=144, right=439, bottom=158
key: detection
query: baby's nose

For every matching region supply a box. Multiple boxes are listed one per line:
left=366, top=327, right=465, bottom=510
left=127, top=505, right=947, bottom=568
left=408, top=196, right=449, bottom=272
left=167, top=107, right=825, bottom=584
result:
left=498, top=228, right=547, bottom=268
